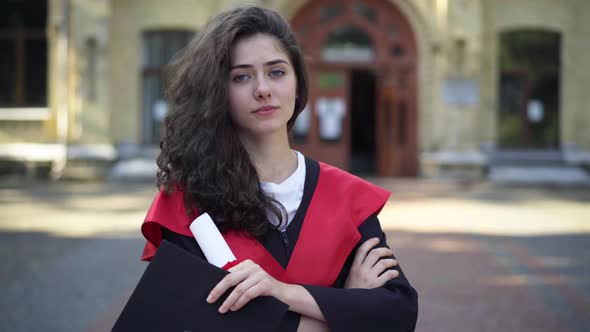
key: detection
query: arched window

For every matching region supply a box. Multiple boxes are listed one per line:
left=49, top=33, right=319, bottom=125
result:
left=321, top=25, right=375, bottom=62
left=498, top=30, right=561, bottom=148
left=141, top=30, right=193, bottom=144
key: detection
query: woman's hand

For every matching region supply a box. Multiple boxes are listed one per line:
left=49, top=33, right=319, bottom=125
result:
left=207, top=259, right=284, bottom=313
left=344, top=237, right=400, bottom=289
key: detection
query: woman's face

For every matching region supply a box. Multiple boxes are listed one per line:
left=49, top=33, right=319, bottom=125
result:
left=228, top=33, right=297, bottom=139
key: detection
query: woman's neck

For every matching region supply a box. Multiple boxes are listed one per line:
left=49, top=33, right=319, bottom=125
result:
left=239, top=130, right=297, bottom=184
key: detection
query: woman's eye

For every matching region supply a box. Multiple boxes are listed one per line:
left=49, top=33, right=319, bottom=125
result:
left=233, top=74, right=249, bottom=82
left=269, top=69, right=285, bottom=77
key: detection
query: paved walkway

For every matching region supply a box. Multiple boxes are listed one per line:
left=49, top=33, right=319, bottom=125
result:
left=1, top=179, right=589, bottom=331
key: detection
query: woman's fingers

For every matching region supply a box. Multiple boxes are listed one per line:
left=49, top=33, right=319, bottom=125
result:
left=207, top=260, right=254, bottom=304
left=363, top=247, right=394, bottom=269
left=230, top=282, right=265, bottom=311
left=352, top=238, right=380, bottom=268
left=370, top=258, right=398, bottom=280
left=207, top=271, right=246, bottom=304
left=218, top=273, right=260, bottom=313
left=375, top=258, right=398, bottom=272
left=345, top=238, right=399, bottom=289
left=374, top=269, right=400, bottom=287
left=208, top=259, right=279, bottom=314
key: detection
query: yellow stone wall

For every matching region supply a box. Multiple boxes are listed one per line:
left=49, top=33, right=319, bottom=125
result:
left=0, top=122, right=49, bottom=143
left=105, top=0, right=442, bottom=149
left=480, top=0, right=590, bottom=150
left=67, top=0, right=112, bottom=144
left=439, top=0, right=484, bottom=151
left=109, top=0, right=219, bottom=144
left=101, top=0, right=590, bottom=152
left=565, top=0, right=590, bottom=149
left=6, top=0, right=585, bottom=161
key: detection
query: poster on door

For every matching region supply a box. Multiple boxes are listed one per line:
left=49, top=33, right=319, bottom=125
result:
left=316, top=97, right=346, bottom=142
left=293, top=104, right=311, bottom=142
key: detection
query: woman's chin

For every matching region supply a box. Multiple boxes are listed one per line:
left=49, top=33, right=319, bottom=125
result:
left=241, top=123, right=288, bottom=139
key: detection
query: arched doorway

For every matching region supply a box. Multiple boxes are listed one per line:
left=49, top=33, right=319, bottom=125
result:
left=497, top=30, right=561, bottom=149
left=290, top=0, right=418, bottom=176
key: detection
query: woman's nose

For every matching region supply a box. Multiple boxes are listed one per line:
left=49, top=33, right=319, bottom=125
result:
left=255, top=78, right=272, bottom=99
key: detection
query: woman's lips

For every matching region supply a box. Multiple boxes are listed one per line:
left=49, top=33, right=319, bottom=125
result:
left=253, top=105, right=278, bottom=115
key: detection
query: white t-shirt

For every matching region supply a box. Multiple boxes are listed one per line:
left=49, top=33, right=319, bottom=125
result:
left=260, top=151, right=306, bottom=231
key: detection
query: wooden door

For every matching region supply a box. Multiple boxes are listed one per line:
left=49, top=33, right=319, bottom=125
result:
left=290, top=0, right=418, bottom=176
left=306, top=67, right=351, bottom=170
left=376, top=70, right=396, bottom=175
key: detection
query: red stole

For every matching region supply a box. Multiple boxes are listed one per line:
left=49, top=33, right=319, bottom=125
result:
left=141, top=162, right=390, bottom=287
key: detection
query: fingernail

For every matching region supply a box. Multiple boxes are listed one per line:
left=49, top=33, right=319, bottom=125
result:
left=206, top=294, right=213, bottom=303
left=218, top=306, right=226, bottom=314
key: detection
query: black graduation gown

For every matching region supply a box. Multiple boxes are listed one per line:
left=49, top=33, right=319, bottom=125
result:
left=153, top=157, right=418, bottom=332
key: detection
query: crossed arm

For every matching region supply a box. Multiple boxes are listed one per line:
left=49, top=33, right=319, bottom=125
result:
left=162, top=215, right=417, bottom=332
left=207, top=238, right=398, bottom=322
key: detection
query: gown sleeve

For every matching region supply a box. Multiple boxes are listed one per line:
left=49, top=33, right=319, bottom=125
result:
left=301, top=214, right=418, bottom=332
left=160, top=228, right=302, bottom=332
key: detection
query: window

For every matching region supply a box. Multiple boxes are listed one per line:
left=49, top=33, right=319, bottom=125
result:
left=85, top=38, right=98, bottom=101
left=141, top=30, right=193, bottom=144
left=321, top=25, right=375, bottom=62
left=352, top=3, right=377, bottom=23
left=319, top=4, right=343, bottom=23
left=498, top=30, right=561, bottom=148
left=391, top=44, right=405, bottom=59
left=0, top=0, right=47, bottom=107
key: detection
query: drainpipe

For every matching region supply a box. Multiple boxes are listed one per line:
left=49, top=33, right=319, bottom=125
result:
left=50, top=0, right=70, bottom=179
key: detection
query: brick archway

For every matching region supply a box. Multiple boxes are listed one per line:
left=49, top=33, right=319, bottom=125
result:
left=290, top=0, right=418, bottom=176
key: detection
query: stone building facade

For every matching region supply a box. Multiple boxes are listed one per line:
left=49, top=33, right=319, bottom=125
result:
left=1, top=0, right=589, bottom=179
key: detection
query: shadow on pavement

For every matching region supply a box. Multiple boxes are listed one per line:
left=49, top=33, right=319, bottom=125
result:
left=390, top=230, right=590, bottom=332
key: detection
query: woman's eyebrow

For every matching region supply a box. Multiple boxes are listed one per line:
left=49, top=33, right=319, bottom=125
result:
left=230, top=59, right=289, bottom=70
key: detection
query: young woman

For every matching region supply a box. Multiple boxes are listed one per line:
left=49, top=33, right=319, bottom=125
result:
left=140, top=6, right=418, bottom=332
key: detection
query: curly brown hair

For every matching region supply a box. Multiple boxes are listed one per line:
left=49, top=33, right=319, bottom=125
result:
left=157, top=6, right=309, bottom=237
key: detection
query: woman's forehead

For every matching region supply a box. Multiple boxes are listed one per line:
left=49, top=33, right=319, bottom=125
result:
left=231, top=34, right=289, bottom=66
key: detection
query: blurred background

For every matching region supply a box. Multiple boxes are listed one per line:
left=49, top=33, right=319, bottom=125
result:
left=1, top=0, right=589, bottom=331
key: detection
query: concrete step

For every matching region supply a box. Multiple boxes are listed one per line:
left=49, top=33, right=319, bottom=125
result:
left=489, top=165, right=590, bottom=187
left=490, top=150, right=564, bottom=166
left=107, top=158, right=158, bottom=181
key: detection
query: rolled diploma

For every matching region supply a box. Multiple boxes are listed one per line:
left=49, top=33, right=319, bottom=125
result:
left=189, top=213, right=237, bottom=268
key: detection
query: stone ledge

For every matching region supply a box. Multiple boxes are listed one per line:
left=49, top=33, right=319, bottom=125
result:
left=0, top=107, right=50, bottom=121
left=107, top=158, right=158, bottom=181
left=67, top=144, right=117, bottom=161
left=563, top=150, right=590, bottom=165
left=490, top=166, right=590, bottom=187
left=0, top=143, right=65, bottom=162
left=422, top=151, right=489, bottom=166
left=421, top=151, right=489, bottom=179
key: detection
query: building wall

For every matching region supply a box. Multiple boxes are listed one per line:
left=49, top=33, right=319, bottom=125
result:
left=103, top=0, right=590, bottom=164
left=66, top=0, right=112, bottom=144
left=9, top=0, right=582, bottom=176
left=109, top=0, right=218, bottom=145
left=428, top=0, right=485, bottom=152
left=105, top=0, right=441, bottom=152
left=0, top=0, right=60, bottom=144
left=565, top=0, right=590, bottom=150
left=480, top=0, right=590, bottom=150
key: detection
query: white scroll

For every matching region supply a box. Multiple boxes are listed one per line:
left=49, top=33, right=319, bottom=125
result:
left=189, top=213, right=236, bottom=268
